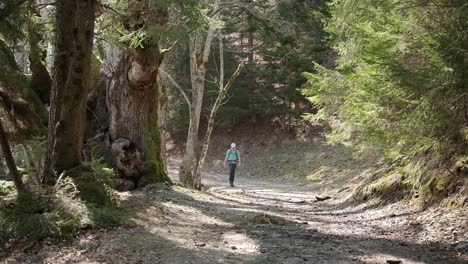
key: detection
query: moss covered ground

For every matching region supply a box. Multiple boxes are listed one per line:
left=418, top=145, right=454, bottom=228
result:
left=0, top=165, right=120, bottom=254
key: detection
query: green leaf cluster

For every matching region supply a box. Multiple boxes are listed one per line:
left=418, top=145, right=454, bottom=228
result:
left=97, top=0, right=206, bottom=52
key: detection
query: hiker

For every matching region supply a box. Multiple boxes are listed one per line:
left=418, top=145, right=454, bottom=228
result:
left=224, top=143, right=241, bottom=187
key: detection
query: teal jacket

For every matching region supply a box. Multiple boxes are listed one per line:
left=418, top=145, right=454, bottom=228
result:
left=226, top=149, right=240, bottom=164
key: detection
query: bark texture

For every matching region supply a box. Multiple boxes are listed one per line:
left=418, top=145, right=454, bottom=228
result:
left=106, top=52, right=157, bottom=149
left=104, top=46, right=171, bottom=187
left=101, top=2, right=172, bottom=188
left=42, top=0, right=96, bottom=182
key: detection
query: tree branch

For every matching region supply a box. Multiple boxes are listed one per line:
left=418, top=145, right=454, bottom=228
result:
left=159, top=68, right=191, bottom=108
left=201, top=0, right=221, bottom=66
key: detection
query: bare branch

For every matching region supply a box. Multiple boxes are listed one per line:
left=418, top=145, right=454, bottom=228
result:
left=193, top=32, right=244, bottom=189
left=159, top=68, right=191, bottom=108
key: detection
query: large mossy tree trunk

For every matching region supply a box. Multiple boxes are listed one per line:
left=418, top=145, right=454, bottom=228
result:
left=42, top=0, right=96, bottom=183
left=104, top=47, right=172, bottom=188
left=101, top=3, right=172, bottom=189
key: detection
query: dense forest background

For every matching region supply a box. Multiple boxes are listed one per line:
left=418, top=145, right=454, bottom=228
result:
left=0, top=0, right=467, bottom=255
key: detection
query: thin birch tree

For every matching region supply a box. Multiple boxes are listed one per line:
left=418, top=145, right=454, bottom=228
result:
left=179, top=0, right=221, bottom=187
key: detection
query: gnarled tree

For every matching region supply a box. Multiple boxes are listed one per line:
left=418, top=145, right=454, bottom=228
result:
left=101, top=1, right=173, bottom=189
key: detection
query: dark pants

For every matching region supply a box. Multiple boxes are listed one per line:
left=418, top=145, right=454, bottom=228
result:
left=229, top=163, right=237, bottom=185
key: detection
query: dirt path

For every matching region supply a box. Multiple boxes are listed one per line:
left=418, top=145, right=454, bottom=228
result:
left=5, top=171, right=467, bottom=264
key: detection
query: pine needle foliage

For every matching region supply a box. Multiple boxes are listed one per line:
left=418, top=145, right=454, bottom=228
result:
left=304, top=0, right=468, bottom=165
left=97, top=0, right=206, bottom=51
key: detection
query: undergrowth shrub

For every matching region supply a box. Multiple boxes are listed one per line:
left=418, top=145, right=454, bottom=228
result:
left=0, top=163, right=120, bottom=249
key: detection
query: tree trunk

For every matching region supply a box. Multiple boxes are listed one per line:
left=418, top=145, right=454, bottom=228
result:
left=179, top=0, right=220, bottom=187
left=94, top=3, right=172, bottom=189
left=28, top=11, right=51, bottom=104
left=179, top=37, right=209, bottom=186
left=179, top=33, right=204, bottom=187
left=0, top=151, right=5, bottom=180
left=179, top=106, right=199, bottom=187
left=0, top=119, right=26, bottom=196
left=193, top=34, right=226, bottom=189
left=42, top=0, right=96, bottom=183
left=193, top=35, right=243, bottom=189
left=160, top=67, right=192, bottom=179
left=105, top=48, right=171, bottom=186
left=158, top=71, right=168, bottom=170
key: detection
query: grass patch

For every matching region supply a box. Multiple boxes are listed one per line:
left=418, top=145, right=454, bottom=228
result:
left=55, top=165, right=120, bottom=229
left=0, top=191, right=81, bottom=244
left=354, top=170, right=410, bottom=203
left=0, top=164, right=121, bottom=251
left=0, top=181, right=15, bottom=196
left=420, top=175, right=453, bottom=205
left=352, top=159, right=467, bottom=207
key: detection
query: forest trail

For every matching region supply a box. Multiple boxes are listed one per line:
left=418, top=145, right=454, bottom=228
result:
left=6, top=170, right=467, bottom=264
left=2, top=1, right=467, bottom=264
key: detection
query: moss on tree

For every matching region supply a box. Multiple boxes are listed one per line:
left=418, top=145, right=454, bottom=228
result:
left=141, top=98, right=172, bottom=184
